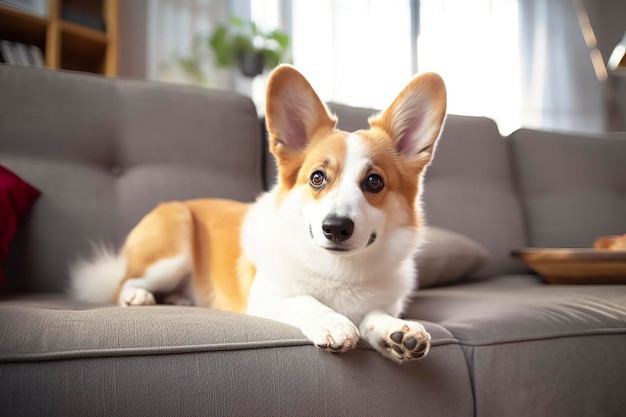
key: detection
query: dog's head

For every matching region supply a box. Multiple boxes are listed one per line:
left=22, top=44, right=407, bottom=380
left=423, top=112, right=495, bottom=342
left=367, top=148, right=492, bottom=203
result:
left=265, top=65, right=446, bottom=255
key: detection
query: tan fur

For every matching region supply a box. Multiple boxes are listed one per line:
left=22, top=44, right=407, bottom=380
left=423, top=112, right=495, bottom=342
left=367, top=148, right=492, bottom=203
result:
left=115, top=202, right=193, bottom=302
left=185, top=199, right=253, bottom=312
left=266, top=65, right=338, bottom=193
left=297, top=131, right=348, bottom=202
left=118, top=199, right=253, bottom=312
left=369, top=72, right=447, bottom=151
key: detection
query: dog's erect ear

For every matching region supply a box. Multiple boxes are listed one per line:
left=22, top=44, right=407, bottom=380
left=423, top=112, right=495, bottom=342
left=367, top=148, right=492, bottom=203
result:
left=265, top=65, right=336, bottom=156
left=369, top=72, right=446, bottom=164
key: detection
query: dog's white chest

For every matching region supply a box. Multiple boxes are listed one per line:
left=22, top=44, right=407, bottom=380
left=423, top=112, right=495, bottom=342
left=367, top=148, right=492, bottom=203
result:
left=291, top=273, right=382, bottom=323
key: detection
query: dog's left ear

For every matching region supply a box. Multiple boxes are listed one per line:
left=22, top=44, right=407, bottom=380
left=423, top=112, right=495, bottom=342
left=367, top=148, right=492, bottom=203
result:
left=369, top=72, right=446, bottom=165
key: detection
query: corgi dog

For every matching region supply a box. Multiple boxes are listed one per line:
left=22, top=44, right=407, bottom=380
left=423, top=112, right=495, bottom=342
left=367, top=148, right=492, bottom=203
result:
left=70, top=65, right=446, bottom=363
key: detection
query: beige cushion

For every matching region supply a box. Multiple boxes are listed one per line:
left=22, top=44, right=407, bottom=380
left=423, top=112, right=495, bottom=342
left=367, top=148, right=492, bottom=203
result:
left=416, top=227, right=488, bottom=288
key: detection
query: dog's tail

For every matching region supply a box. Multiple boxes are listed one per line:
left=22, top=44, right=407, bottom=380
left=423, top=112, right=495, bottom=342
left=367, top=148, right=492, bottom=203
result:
left=68, top=243, right=126, bottom=304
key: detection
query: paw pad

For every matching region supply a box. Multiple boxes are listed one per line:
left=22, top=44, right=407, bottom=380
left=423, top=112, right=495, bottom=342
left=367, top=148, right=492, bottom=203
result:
left=384, top=325, right=430, bottom=361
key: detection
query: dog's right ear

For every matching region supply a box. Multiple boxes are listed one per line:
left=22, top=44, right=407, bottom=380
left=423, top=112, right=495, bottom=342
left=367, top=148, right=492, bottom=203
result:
left=265, top=65, right=336, bottom=158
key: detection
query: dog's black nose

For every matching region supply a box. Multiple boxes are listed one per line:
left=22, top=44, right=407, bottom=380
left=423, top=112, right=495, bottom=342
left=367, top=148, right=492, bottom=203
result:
left=322, top=215, right=354, bottom=242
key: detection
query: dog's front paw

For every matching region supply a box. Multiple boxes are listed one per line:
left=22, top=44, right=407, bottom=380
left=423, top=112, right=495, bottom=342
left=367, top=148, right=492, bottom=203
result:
left=382, top=322, right=431, bottom=362
left=361, top=313, right=431, bottom=363
left=301, top=313, right=360, bottom=353
left=119, top=288, right=156, bottom=306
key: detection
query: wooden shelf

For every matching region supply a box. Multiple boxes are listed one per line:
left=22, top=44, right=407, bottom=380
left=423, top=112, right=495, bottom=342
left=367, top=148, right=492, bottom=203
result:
left=0, top=4, right=48, bottom=25
left=0, top=4, right=48, bottom=47
left=61, top=20, right=106, bottom=74
left=61, top=20, right=107, bottom=45
left=0, top=0, right=118, bottom=76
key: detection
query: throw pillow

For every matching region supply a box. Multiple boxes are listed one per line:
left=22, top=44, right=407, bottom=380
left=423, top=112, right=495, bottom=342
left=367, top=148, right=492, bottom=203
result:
left=416, top=226, right=488, bottom=289
left=0, top=165, right=40, bottom=287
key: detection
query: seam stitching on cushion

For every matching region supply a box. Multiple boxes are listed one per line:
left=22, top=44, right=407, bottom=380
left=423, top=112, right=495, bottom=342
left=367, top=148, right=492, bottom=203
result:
left=455, top=328, right=626, bottom=347
left=0, top=337, right=463, bottom=363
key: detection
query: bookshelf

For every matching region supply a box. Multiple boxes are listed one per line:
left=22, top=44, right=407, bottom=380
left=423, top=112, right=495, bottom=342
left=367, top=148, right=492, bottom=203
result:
left=0, top=0, right=118, bottom=76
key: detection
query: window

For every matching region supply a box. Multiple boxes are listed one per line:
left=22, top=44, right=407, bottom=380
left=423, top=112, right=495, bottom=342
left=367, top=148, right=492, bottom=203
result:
left=285, top=0, right=520, bottom=133
left=417, top=0, right=520, bottom=134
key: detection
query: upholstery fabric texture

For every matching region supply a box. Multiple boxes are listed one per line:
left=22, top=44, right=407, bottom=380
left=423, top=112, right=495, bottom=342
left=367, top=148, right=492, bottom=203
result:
left=0, top=296, right=473, bottom=417
left=407, top=274, right=626, bottom=417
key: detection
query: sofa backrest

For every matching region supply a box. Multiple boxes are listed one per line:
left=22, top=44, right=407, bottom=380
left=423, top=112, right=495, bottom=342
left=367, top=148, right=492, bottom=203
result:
left=324, top=103, right=529, bottom=278
left=0, top=65, right=264, bottom=293
left=510, top=128, right=626, bottom=248
left=422, top=115, right=528, bottom=277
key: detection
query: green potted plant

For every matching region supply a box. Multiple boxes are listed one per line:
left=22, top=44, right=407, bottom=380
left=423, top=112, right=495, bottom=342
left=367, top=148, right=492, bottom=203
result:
left=208, top=16, right=289, bottom=78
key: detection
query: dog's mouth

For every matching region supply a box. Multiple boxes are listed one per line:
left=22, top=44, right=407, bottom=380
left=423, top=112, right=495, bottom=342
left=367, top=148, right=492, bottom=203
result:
left=309, top=224, right=377, bottom=253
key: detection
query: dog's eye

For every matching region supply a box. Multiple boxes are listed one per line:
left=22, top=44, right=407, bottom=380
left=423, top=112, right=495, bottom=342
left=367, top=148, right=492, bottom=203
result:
left=362, top=174, right=384, bottom=193
left=310, top=171, right=326, bottom=189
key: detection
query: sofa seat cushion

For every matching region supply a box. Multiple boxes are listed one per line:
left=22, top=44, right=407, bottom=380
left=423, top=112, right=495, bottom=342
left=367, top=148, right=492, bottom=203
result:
left=407, top=274, right=626, bottom=344
left=0, top=296, right=474, bottom=417
left=405, top=275, right=626, bottom=417
left=0, top=296, right=306, bottom=361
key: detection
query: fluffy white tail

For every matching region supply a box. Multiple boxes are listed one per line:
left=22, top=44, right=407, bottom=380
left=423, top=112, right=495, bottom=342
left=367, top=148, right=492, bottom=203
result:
left=69, top=243, right=126, bottom=304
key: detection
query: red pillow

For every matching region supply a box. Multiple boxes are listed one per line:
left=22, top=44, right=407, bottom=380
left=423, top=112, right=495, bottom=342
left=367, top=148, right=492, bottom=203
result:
left=0, top=166, right=40, bottom=287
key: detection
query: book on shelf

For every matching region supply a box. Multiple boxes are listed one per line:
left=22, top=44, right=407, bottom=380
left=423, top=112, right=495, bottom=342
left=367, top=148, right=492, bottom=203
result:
left=12, top=42, right=30, bottom=65
left=0, top=40, right=45, bottom=67
left=0, top=40, right=16, bottom=64
left=28, top=44, right=44, bottom=66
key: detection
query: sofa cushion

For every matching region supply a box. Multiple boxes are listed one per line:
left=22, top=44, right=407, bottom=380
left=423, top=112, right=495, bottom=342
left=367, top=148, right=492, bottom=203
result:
left=416, top=226, right=488, bottom=288
left=405, top=275, right=626, bottom=417
left=0, top=296, right=474, bottom=417
left=326, top=103, right=528, bottom=278
left=0, top=65, right=264, bottom=293
left=0, top=166, right=40, bottom=287
left=511, top=129, right=626, bottom=248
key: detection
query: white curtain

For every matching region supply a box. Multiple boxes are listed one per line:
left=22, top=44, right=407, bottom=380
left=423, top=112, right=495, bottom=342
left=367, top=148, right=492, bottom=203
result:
left=519, top=0, right=605, bottom=133
left=417, top=0, right=520, bottom=134
left=290, top=0, right=413, bottom=110
left=144, top=0, right=608, bottom=133
left=289, top=0, right=520, bottom=134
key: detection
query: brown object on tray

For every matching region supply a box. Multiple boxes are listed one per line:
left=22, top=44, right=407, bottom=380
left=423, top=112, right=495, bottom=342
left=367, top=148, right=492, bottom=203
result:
left=512, top=248, right=626, bottom=285
left=593, top=234, right=626, bottom=250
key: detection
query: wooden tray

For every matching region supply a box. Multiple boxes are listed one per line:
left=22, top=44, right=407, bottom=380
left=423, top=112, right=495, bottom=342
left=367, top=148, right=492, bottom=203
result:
left=512, top=248, right=626, bottom=284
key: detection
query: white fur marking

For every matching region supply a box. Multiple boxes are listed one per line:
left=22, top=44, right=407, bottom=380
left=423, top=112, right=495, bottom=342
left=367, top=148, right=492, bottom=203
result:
left=242, top=125, right=428, bottom=359
left=119, top=251, right=192, bottom=305
left=119, top=287, right=156, bottom=306
left=69, top=244, right=126, bottom=304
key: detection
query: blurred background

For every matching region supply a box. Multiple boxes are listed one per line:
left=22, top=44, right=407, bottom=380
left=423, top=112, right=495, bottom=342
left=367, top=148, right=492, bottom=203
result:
left=1, top=0, right=625, bottom=134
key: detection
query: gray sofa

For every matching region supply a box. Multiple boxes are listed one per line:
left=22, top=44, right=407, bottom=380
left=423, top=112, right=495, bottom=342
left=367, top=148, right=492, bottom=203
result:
left=1, top=64, right=625, bottom=417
